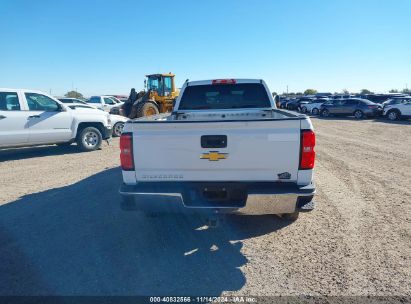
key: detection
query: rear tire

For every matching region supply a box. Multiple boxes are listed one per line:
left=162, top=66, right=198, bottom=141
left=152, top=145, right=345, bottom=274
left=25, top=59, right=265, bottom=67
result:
left=76, top=127, right=102, bottom=151
left=387, top=109, right=400, bottom=121
left=137, top=101, right=160, bottom=117
left=321, top=109, right=330, bottom=117
left=312, top=108, right=319, bottom=115
left=354, top=110, right=364, bottom=119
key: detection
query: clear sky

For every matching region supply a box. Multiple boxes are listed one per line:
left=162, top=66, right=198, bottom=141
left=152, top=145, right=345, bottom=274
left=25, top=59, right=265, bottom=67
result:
left=1, top=0, right=410, bottom=96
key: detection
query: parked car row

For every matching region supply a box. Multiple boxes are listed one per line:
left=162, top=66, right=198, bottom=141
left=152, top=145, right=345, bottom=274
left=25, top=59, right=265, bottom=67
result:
left=57, top=95, right=125, bottom=114
left=281, top=95, right=411, bottom=121
left=279, top=97, right=328, bottom=113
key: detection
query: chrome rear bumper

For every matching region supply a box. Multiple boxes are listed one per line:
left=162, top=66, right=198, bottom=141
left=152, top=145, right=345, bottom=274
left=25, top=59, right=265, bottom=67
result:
left=119, top=182, right=315, bottom=215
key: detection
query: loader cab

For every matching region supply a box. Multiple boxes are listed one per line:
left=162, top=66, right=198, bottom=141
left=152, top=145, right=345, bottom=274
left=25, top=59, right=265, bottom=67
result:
left=146, top=74, right=175, bottom=97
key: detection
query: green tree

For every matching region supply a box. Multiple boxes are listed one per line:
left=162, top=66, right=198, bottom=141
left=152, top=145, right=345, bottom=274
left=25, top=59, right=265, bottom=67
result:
left=402, top=88, right=410, bottom=94
left=272, top=92, right=278, bottom=97
left=342, top=89, right=349, bottom=94
left=303, top=89, right=317, bottom=95
left=64, top=90, right=84, bottom=98
left=360, top=89, right=372, bottom=95
left=389, top=89, right=399, bottom=93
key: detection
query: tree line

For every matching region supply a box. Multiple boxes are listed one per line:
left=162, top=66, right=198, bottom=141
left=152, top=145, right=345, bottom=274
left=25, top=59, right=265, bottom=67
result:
left=65, top=88, right=410, bottom=99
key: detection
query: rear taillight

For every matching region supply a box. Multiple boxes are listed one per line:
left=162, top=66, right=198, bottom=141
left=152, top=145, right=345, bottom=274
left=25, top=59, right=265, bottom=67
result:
left=299, top=130, right=316, bottom=170
left=120, top=133, right=134, bottom=171
left=212, top=79, right=236, bottom=85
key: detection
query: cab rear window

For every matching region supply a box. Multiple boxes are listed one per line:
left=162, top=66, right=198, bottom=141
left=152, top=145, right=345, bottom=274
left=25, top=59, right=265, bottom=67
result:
left=179, top=83, right=271, bottom=110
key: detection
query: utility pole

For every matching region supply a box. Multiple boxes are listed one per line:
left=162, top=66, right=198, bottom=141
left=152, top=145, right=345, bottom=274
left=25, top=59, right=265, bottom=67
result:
left=286, top=85, right=289, bottom=96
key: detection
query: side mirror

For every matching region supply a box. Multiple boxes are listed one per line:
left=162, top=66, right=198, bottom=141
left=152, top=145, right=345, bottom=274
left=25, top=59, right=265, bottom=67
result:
left=58, top=104, right=67, bottom=112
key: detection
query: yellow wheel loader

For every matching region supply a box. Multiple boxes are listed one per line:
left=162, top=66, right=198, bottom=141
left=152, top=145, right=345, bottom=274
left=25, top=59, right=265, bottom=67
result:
left=129, top=73, right=179, bottom=118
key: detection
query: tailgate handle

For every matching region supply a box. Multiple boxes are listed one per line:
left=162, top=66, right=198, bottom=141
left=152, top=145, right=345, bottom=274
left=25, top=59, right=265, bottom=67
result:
left=201, top=135, right=227, bottom=148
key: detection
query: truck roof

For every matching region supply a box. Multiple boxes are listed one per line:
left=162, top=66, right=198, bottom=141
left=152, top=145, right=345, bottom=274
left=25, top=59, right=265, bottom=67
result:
left=146, top=73, right=175, bottom=77
left=186, top=79, right=263, bottom=86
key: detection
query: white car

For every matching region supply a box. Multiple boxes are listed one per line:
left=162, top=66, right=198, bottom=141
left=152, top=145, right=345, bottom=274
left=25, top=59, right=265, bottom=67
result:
left=300, top=99, right=327, bottom=115
left=87, top=95, right=119, bottom=112
left=0, top=89, right=112, bottom=151
left=108, top=96, right=124, bottom=106
left=67, top=103, right=128, bottom=137
left=119, top=79, right=316, bottom=221
left=57, top=97, right=89, bottom=105
left=383, top=97, right=411, bottom=120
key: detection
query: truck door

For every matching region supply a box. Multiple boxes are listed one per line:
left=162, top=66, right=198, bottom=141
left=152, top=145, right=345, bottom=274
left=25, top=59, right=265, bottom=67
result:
left=0, top=91, right=30, bottom=147
left=324, top=100, right=339, bottom=114
left=163, top=76, right=172, bottom=97
left=344, top=99, right=359, bottom=114
left=24, top=92, right=73, bottom=144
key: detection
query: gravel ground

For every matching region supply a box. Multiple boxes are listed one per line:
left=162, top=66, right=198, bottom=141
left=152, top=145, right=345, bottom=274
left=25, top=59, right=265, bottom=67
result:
left=0, top=117, right=410, bottom=297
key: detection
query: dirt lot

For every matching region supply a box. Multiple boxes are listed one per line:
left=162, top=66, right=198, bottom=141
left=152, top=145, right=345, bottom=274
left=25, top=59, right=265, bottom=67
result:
left=0, top=117, right=410, bottom=297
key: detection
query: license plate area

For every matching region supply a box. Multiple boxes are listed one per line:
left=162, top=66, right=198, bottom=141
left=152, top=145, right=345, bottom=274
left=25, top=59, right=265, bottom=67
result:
left=183, top=183, right=247, bottom=208
left=201, top=135, right=227, bottom=148
left=203, top=186, right=228, bottom=201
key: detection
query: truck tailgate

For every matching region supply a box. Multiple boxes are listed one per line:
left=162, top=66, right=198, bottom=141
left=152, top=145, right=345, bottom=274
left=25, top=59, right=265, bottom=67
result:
left=131, top=119, right=301, bottom=182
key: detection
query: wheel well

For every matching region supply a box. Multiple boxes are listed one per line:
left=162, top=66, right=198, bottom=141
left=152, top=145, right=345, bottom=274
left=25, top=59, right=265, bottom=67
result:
left=76, top=122, right=105, bottom=138
left=387, top=108, right=401, bottom=114
left=146, top=100, right=160, bottom=108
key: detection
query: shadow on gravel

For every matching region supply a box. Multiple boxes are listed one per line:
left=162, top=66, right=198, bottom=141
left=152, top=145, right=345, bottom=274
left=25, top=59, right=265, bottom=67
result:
left=0, top=144, right=83, bottom=162
left=0, top=167, right=292, bottom=296
left=371, top=118, right=411, bottom=125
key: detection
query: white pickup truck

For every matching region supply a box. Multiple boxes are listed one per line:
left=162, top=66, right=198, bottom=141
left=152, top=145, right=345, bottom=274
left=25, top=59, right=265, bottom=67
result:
left=0, top=89, right=112, bottom=151
left=119, top=79, right=316, bottom=220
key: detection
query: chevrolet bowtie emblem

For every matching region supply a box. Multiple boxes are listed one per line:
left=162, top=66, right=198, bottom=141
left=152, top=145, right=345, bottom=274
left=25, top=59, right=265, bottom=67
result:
left=201, top=151, right=228, bottom=161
